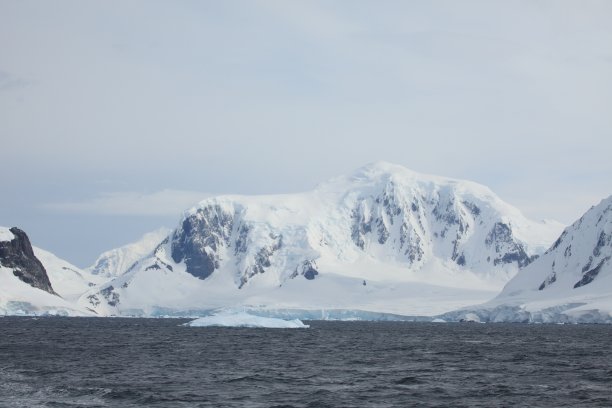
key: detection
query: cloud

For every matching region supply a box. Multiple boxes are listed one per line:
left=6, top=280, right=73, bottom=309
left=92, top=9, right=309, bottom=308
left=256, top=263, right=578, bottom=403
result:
left=41, top=190, right=213, bottom=216
left=2, top=1, right=611, bottom=264
left=0, top=70, right=29, bottom=92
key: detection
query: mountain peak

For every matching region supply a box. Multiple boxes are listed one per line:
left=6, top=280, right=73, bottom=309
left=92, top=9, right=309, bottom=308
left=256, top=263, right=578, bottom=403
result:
left=351, top=161, right=425, bottom=181
left=357, top=161, right=416, bottom=174
left=87, top=227, right=171, bottom=277
left=315, top=163, right=498, bottom=205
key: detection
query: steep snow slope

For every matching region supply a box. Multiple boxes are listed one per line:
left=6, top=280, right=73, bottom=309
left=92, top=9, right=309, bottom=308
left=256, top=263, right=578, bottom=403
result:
left=82, top=162, right=563, bottom=317
left=0, top=226, right=94, bottom=316
left=34, top=248, right=106, bottom=302
left=87, top=228, right=170, bottom=278
left=444, top=196, right=612, bottom=323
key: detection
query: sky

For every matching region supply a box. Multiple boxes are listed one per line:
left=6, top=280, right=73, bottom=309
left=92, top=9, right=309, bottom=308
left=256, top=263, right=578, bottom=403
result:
left=1, top=0, right=611, bottom=267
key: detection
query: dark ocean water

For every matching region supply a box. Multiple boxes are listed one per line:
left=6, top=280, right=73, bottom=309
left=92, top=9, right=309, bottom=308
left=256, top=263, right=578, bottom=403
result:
left=0, top=318, right=611, bottom=407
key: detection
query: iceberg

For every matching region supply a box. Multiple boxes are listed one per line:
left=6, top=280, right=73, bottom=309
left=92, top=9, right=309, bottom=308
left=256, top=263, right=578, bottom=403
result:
left=183, top=311, right=309, bottom=328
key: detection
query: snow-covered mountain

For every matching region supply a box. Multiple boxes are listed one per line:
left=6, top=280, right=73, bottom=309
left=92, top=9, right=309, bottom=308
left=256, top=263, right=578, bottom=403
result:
left=35, top=248, right=106, bottom=302
left=80, top=162, right=563, bottom=317
left=87, top=228, right=171, bottom=278
left=444, top=196, right=612, bottom=323
left=0, top=226, right=95, bottom=316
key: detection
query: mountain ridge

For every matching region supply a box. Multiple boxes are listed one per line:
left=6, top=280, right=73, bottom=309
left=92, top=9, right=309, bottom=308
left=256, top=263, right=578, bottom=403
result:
left=79, top=162, right=564, bottom=316
left=442, top=195, right=612, bottom=323
left=87, top=228, right=171, bottom=278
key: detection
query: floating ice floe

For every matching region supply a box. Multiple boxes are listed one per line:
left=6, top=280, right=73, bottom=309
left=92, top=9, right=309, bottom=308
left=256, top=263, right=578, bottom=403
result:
left=461, top=313, right=482, bottom=323
left=183, top=311, right=309, bottom=328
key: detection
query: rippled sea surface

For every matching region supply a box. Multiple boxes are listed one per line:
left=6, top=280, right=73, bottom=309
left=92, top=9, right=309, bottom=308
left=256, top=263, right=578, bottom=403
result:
left=1, top=317, right=611, bottom=407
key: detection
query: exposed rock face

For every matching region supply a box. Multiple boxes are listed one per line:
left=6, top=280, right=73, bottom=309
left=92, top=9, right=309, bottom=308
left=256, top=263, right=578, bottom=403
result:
left=292, top=260, right=319, bottom=280
left=347, top=180, right=536, bottom=273
left=531, top=197, right=612, bottom=292
left=350, top=184, right=426, bottom=264
left=168, top=202, right=302, bottom=287
left=171, top=204, right=234, bottom=280
left=485, top=222, right=532, bottom=268
left=0, top=227, right=57, bottom=295
left=238, top=233, right=283, bottom=288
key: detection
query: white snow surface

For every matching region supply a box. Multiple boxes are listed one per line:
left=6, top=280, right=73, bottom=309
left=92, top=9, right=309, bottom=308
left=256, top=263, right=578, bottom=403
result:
left=87, top=228, right=170, bottom=277
left=445, top=196, right=612, bottom=323
left=0, top=226, right=168, bottom=316
left=80, top=162, right=565, bottom=317
left=184, top=311, right=309, bottom=328
left=34, top=247, right=106, bottom=302
left=0, top=227, right=15, bottom=242
left=0, top=264, right=94, bottom=316
left=79, top=261, right=499, bottom=317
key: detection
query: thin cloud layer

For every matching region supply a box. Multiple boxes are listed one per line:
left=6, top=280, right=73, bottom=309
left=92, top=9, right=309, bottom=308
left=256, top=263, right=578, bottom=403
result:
left=42, top=190, right=213, bottom=217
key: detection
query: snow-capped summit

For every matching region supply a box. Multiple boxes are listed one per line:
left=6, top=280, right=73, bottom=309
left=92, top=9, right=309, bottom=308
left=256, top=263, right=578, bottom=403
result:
left=87, top=228, right=171, bottom=278
left=444, top=196, right=612, bottom=323
left=320, top=161, right=489, bottom=193
left=166, top=162, right=561, bottom=289
left=81, top=163, right=563, bottom=317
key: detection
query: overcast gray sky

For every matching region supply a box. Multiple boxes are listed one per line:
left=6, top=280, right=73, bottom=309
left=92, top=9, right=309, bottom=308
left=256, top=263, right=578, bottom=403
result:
left=1, top=0, right=611, bottom=266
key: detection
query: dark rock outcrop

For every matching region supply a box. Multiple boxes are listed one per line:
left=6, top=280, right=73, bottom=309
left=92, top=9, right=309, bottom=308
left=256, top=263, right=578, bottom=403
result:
left=0, top=227, right=56, bottom=295
left=290, top=260, right=319, bottom=280
left=574, top=257, right=608, bottom=288
left=171, top=205, right=234, bottom=280
left=485, top=222, right=531, bottom=267
left=239, top=234, right=283, bottom=288
left=350, top=183, right=426, bottom=265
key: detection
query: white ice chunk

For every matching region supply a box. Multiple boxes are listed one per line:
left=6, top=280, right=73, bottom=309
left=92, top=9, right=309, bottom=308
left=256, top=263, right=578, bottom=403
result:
left=462, top=313, right=482, bottom=323
left=184, top=311, right=309, bottom=328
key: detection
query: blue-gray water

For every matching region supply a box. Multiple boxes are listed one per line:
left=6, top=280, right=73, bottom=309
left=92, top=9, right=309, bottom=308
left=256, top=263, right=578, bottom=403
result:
left=0, top=317, right=611, bottom=407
